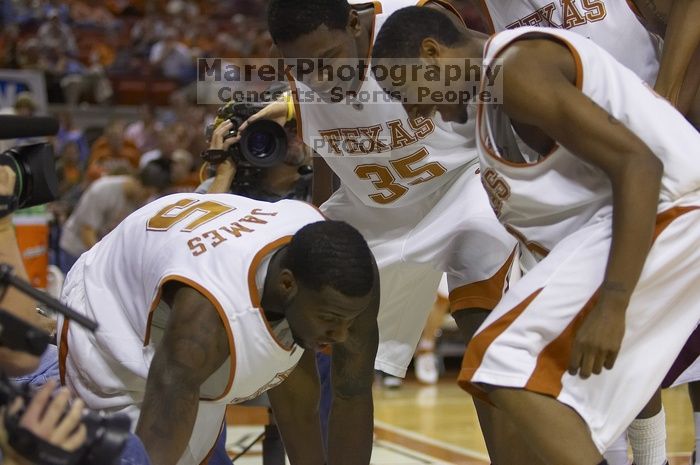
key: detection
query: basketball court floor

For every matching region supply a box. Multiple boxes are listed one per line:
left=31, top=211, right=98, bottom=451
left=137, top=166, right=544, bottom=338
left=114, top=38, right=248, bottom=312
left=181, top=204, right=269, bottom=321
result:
left=226, top=376, right=695, bottom=464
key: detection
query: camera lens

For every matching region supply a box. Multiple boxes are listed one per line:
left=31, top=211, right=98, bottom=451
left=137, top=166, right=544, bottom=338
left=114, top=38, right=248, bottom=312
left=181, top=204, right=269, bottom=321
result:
left=239, top=120, right=287, bottom=168
left=247, top=132, right=275, bottom=158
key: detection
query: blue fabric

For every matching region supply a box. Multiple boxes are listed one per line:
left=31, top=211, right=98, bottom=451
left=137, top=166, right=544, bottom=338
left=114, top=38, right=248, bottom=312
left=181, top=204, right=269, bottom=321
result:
left=316, top=351, right=332, bottom=452
left=12, top=344, right=61, bottom=389
left=12, top=346, right=152, bottom=465
left=205, top=427, right=230, bottom=465
left=58, top=247, right=80, bottom=275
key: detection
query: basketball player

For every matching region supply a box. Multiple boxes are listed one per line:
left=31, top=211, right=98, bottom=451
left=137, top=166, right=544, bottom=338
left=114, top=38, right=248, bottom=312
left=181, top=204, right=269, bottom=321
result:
left=460, top=0, right=699, bottom=461
left=371, top=6, right=700, bottom=465
left=57, top=195, right=379, bottom=465
left=230, top=1, right=519, bottom=461
left=473, top=0, right=699, bottom=121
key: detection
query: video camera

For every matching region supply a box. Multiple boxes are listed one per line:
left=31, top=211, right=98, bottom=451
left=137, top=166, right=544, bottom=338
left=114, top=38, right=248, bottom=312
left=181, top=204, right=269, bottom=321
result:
left=0, top=115, right=61, bottom=218
left=0, top=264, right=131, bottom=465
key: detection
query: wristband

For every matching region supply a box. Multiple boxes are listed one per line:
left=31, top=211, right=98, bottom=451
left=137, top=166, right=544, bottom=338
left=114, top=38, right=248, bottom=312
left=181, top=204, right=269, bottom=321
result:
left=282, top=91, right=296, bottom=123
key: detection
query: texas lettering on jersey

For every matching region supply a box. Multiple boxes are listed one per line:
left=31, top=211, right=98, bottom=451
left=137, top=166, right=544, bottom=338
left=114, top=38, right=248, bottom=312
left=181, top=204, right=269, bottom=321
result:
left=505, top=0, right=607, bottom=29
left=315, top=116, right=435, bottom=156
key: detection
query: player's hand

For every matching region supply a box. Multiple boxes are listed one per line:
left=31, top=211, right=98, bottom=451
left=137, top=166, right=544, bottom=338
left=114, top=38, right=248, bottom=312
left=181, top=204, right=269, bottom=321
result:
left=567, top=292, right=628, bottom=379
left=236, top=99, right=288, bottom=133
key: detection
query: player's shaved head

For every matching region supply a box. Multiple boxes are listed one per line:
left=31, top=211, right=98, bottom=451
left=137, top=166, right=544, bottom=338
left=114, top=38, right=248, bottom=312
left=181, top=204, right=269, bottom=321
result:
left=284, top=221, right=374, bottom=297
left=372, top=6, right=465, bottom=60
left=268, top=0, right=352, bottom=44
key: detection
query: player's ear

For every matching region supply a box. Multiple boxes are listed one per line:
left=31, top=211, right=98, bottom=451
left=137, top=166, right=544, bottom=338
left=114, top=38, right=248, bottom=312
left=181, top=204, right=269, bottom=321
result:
left=278, top=269, right=299, bottom=302
left=419, top=37, right=442, bottom=64
left=348, top=9, right=361, bottom=37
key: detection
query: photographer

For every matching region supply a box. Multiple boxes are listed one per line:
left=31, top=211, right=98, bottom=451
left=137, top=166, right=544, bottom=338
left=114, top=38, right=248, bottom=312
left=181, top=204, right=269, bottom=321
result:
left=0, top=165, right=88, bottom=464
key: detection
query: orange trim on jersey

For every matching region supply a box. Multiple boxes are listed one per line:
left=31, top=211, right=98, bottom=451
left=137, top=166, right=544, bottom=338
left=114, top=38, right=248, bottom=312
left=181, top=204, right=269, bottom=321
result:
left=143, top=274, right=237, bottom=402
left=247, top=236, right=299, bottom=352
left=58, top=318, right=70, bottom=385
left=477, top=32, right=584, bottom=169
left=505, top=224, right=550, bottom=259
left=457, top=288, right=543, bottom=397
left=497, top=206, right=700, bottom=399
left=625, top=0, right=643, bottom=18
left=286, top=71, right=304, bottom=142
left=524, top=291, right=599, bottom=396
left=418, top=0, right=467, bottom=26
left=448, top=248, right=516, bottom=311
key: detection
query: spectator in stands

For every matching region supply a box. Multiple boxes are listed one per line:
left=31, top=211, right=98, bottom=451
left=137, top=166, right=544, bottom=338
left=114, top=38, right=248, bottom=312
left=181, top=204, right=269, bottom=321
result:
left=139, top=130, right=178, bottom=167
left=129, top=6, right=166, bottom=58
left=58, top=161, right=171, bottom=273
left=86, top=120, right=141, bottom=179
left=125, top=105, right=163, bottom=153
left=37, top=8, right=77, bottom=55
left=149, top=28, right=195, bottom=84
left=17, top=38, right=42, bottom=70
left=55, top=111, right=90, bottom=167
left=40, top=0, right=71, bottom=23
left=70, top=0, right=118, bottom=30
left=0, top=24, right=20, bottom=68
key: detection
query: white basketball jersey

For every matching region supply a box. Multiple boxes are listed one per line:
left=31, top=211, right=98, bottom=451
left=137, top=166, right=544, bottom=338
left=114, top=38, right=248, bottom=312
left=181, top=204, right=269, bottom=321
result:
left=477, top=27, right=700, bottom=258
left=292, top=0, right=477, bottom=208
left=480, top=0, right=661, bottom=84
left=75, top=194, right=323, bottom=406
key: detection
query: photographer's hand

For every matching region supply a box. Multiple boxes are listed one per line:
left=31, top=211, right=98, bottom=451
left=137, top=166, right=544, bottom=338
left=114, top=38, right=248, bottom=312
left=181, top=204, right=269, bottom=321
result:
left=206, top=120, right=237, bottom=194
left=0, top=380, right=87, bottom=465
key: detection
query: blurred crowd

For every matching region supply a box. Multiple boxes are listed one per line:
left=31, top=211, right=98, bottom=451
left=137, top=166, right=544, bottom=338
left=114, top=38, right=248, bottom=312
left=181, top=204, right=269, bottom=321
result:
left=1, top=0, right=272, bottom=105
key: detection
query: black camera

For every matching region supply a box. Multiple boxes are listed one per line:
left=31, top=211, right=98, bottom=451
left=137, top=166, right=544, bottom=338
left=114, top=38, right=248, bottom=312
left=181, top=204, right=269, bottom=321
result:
left=0, top=265, right=128, bottom=465
left=203, top=101, right=288, bottom=168
left=0, top=143, right=59, bottom=217
left=1, top=377, right=131, bottom=465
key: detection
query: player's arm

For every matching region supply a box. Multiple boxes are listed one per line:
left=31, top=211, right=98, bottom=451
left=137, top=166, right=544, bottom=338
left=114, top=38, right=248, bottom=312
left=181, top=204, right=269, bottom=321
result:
left=136, top=282, right=230, bottom=465
left=653, top=0, right=700, bottom=114
left=312, top=153, right=335, bottom=206
left=501, top=39, right=664, bottom=378
left=267, top=350, right=326, bottom=465
left=327, top=260, right=380, bottom=465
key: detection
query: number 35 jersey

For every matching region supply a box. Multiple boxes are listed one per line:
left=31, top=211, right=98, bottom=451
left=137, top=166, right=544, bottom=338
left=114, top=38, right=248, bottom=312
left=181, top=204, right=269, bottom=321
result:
left=291, top=0, right=476, bottom=208
left=59, top=194, right=323, bottom=412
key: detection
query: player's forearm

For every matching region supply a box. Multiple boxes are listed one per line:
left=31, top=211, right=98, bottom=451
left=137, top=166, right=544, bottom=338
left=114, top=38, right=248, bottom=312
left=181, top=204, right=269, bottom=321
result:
left=311, top=156, right=335, bottom=207
left=327, top=391, right=374, bottom=465
left=654, top=0, right=700, bottom=112
left=273, top=401, right=326, bottom=465
left=602, top=155, right=663, bottom=306
left=136, top=359, right=200, bottom=465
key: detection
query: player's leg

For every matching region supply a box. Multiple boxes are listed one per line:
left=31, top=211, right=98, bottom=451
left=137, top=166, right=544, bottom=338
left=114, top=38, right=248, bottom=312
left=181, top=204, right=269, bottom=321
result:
left=627, top=390, right=667, bottom=465
left=454, top=308, right=547, bottom=465
left=689, top=381, right=700, bottom=465
left=414, top=281, right=450, bottom=385
left=488, top=387, right=605, bottom=465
